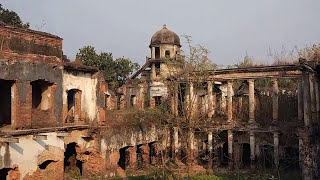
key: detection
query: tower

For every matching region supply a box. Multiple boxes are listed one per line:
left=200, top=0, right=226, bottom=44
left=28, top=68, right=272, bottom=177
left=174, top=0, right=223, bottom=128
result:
left=149, top=24, right=181, bottom=79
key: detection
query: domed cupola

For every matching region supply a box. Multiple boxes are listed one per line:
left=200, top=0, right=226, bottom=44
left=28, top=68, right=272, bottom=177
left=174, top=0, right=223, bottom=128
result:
left=149, top=25, right=181, bottom=60
left=150, top=24, right=181, bottom=48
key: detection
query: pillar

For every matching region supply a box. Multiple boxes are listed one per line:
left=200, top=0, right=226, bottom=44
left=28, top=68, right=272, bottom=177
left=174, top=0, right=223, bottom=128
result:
left=250, top=132, right=255, bottom=169
left=151, top=47, right=155, bottom=59
left=298, top=79, right=304, bottom=122
left=189, top=82, right=195, bottom=115
left=208, top=81, right=214, bottom=118
left=174, top=126, right=179, bottom=159
left=227, top=80, right=233, bottom=123
left=189, top=129, right=195, bottom=163
left=272, top=79, right=279, bottom=122
left=248, top=79, right=255, bottom=124
left=140, top=144, right=150, bottom=165
left=273, top=132, right=279, bottom=168
left=151, top=63, right=156, bottom=80
left=128, top=147, right=137, bottom=169
left=303, top=72, right=311, bottom=126
left=221, top=86, right=227, bottom=113
left=174, top=83, right=179, bottom=116
left=309, top=75, right=317, bottom=123
left=208, top=131, right=213, bottom=169
left=228, top=129, right=233, bottom=168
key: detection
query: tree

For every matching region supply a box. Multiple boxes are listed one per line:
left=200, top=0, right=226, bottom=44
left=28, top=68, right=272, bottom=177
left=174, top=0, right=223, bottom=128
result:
left=76, top=46, right=140, bottom=91
left=0, top=4, right=29, bottom=28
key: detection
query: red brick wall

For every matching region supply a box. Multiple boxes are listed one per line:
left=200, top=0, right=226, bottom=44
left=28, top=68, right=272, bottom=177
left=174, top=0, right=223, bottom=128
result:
left=0, top=25, right=63, bottom=64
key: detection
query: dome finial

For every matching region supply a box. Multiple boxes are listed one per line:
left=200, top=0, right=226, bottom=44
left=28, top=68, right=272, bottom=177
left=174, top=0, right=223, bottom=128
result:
left=163, top=24, right=167, bottom=29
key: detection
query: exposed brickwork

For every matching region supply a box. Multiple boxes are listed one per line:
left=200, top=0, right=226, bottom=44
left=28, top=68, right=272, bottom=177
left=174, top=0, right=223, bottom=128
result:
left=12, top=81, right=32, bottom=129
left=0, top=24, right=62, bottom=61
left=128, top=147, right=137, bottom=169
left=7, top=166, right=21, bottom=180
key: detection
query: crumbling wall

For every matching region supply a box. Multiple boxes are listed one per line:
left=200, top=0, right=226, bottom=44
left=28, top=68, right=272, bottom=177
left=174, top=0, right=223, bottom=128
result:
left=62, top=70, right=98, bottom=124
left=0, top=24, right=62, bottom=62
left=0, top=132, right=64, bottom=179
left=0, top=61, right=63, bottom=129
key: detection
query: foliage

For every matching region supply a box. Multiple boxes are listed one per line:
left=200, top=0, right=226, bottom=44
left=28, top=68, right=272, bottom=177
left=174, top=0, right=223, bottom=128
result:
left=182, top=35, right=218, bottom=72
left=296, top=44, right=320, bottom=62
left=76, top=46, right=140, bottom=90
left=227, top=52, right=254, bottom=69
left=0, top=4, right=29, bottom=28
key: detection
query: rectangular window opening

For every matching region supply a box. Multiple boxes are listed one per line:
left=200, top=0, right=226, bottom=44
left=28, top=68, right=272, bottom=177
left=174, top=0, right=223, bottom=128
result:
left=0, top=79, right=14, bottom=126
left=165, top=50, right=170, bottom=58
left=155, top=47, right=160, bottom=59
left=31, top=80, right=52, bottom=110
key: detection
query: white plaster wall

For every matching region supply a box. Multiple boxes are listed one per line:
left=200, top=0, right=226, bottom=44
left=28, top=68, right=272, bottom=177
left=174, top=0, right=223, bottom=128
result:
left=63, top=71, right=98, bottom=121
left=150, top=81, right=168, bottom=97
left=0, top=133, right=64, bottom=178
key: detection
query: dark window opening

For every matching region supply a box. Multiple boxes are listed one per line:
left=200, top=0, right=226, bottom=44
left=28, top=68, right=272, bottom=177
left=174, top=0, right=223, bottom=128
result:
left=242, top=143, right=251, bottom=168
left=130, top=95, right=136, bottom=108
left=0, top=80, right=13, bottom=126
left=118, top=146, right=130, bottom=170
left=280, top=147, right=299, bottom=170
left=148, top=142, right=157, bottom=165
left=105, top=94, right=110, bottom=110
left=31, top=80, right=51, bottom=110
left=64, top=142, right=83, bottom=175
left=261, top=145, right=273, bottom=169
left=178, top=83, right=187, bottom=116
left=155, top=47, right=160, bottom=59
left=165, top=50, right=170, bottom=58
left=67, top=90, right=77, bottom=111
left=66, top=89, right=81, bottom=124
left=155, top=63, right=161, bottom=76
left=136, top=144, right=143, bottom=169
left=39, top=160, right=55, bottom=169
left=154, top=96, right=162, bottom=106
left=0, top=168, right=11, bottom=180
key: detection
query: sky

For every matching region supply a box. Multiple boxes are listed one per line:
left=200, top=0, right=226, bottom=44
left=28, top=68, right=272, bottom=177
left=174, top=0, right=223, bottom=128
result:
left=2, top=0, right=320, bottom=66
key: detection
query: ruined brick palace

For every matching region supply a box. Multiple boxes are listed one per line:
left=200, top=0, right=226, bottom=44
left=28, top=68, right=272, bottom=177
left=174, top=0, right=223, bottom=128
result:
left=0, top=24, right=319, bottom=179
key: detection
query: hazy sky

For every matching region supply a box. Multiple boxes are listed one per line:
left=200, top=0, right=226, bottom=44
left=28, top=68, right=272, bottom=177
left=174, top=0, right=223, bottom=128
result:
left=2, top=0, right=320, bottom=66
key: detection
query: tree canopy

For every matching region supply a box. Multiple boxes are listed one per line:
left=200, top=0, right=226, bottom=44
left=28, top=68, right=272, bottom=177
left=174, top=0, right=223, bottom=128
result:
left=76, top=46, right=140, bottom=91
left=0, top=4, right=29, bottom=28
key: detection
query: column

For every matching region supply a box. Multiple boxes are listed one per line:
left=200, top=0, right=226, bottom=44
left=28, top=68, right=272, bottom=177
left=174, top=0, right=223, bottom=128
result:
left=298, top=79, right=304, bottom=121
left=189, top=82, right=195, bottom=116
left=309, top=75, right=316, bottom=123
left=208, top=131, right=213, bottom=169
left=151, top=47, right=155, bottom=59
left=151, top=63, right=156, bottom=80
left=221, top=86, right=227, bottom=113
left=174, top=83, right=179, bottom=116
left=174, top=126, right=179, bottom=159
left=227, top=80, right=233, bottom=123
left=248, top=79, right=255, bottom=124
left=228, top=129, right=233, bottom=168
left=128, top=147, right=137, bottom=169
left=303, top=72, right=311, bottom=126
left=272, top=79, right=279, bottom=122
left=189, top=129, right=195, bottom=163
left=207, top=81, right=214, bottom=118
left=273, top=132, right=279, bottom=168
left=250, top=132, right=255, bottom=169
